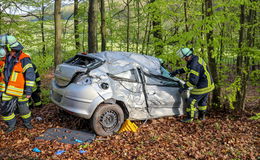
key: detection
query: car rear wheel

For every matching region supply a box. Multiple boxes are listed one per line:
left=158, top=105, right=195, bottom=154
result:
left=90, top=104, right=124, bottom=136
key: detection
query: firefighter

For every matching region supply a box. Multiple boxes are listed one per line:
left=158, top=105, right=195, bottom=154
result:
left=0, top=34, right=35, bottom=133
left=170, top=48, right=214, bottom=122
left=0, top=44, right=7, bottom=113
left=29, top=63, right=42, bottom=108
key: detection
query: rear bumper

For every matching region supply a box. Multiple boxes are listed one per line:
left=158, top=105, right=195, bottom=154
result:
left=50, top=80, right=100, bottom=119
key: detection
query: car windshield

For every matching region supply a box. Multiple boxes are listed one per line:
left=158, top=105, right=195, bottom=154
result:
left=64, top=55, right=102, bottom=68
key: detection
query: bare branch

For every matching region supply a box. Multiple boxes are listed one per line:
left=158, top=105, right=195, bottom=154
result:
left=63, top=13, right=74, bottom=36
left=10, top=1, right=40, bottom=19
left=0, top=2, right=12, bottom=13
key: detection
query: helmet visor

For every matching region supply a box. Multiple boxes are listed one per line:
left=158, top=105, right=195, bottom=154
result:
left=0, top=47, right=7, bottom=57
left=176, top=49, right=184, bottom=58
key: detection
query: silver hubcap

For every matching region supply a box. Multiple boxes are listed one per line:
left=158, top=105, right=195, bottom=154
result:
left=100, top=110, right=118, bottom=131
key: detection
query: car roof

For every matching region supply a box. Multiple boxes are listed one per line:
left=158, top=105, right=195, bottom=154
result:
left=85, top=51, right=162, bottom=75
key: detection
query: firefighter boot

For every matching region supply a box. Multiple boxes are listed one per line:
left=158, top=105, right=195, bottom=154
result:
left=181, top=112, right=194, bottom=123
left=23, top=117, right=33, bottom=129
left=5, top=123, right=16, bottom=133
left=24, top=123, right=33, bottom=129
left=198, top=111, right=206, bottom=120
left=4, top=118, right=16, bottom=133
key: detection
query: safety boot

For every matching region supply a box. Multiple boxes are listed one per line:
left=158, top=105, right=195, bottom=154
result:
left=24, top=123, right=33, bottom=129
left=5, top=125, right=16, bottom=133
left=4, top=119, right=16, bottom=133
left=198, top=111, right=206, bottom=120
left=181, top=112, right=194, bottom=123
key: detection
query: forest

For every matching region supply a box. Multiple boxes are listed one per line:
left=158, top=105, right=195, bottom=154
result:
left=0, top=0, right=259, bottom=159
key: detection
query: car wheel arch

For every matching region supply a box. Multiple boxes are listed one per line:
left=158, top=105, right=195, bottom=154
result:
left=99, top=98, right=129, bottom=119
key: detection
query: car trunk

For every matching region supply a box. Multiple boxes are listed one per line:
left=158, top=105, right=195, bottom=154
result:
left=54, top=54, right=104, bottom=87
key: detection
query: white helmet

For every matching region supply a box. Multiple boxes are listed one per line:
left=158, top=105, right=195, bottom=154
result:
left=176, top=48, right=193, bottom=58
left=0, top=48, right=6, bottom=57
left=0, top=34, right=23, bottom=51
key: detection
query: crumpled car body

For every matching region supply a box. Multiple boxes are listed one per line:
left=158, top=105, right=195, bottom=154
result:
left=51, top=51, right=188, bottom=136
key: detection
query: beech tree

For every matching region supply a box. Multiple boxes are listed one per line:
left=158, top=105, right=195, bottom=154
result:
left=88, top=0, right=98, bottom=53
left=54, top=0, right=62, bottom=67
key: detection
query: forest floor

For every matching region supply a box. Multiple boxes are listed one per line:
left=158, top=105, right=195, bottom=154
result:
left=0, top=71, right=259, bottom=160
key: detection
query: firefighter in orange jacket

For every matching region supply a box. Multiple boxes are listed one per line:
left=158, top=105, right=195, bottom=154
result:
left=0, top=34, right=35, bottom=133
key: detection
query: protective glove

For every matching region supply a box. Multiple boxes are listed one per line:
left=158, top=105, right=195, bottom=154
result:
left=178, top=87, right=187, bottom=94
left=178, top=83, right=189, bottom=94
left=169, top=70, right=179, bottom=77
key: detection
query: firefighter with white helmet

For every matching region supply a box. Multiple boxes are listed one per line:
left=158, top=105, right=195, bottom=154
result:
left=170, top=48, right=215, bottom=122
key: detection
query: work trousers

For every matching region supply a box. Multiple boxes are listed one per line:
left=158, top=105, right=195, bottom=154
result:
left=0, top=93, right=31, bottom=126
left=186, top=93, right=209, bottom=118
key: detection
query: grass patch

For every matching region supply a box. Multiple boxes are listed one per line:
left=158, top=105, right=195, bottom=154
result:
left=249, top=113, right=260, bottom=120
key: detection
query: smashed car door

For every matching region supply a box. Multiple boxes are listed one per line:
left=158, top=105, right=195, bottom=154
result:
left=107, top=69, right=148, bottom=120
left=142, top=72, right=185, bottom=118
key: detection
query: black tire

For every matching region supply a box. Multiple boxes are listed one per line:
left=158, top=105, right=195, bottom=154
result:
left=90, top=104, right=124, bottom=136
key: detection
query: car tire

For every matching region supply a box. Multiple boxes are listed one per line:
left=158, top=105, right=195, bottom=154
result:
left=90, top=103, right=124, bottom=136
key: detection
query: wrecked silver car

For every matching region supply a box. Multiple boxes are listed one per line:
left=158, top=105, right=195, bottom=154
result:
left=51, top=51, right=188, bottom=136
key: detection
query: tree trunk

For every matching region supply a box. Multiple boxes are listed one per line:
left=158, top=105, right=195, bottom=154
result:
left=218, top=0, right=225, bottom=65
left=150, top=0, right=163, bottom=56
left=219, top=23, right=224, bottom=65
left=205, top=0, right=221, bottom=108
left=126, top=0, right=130, bottom=52
left=146, top=19, right=152, bottom=55
left=234, top=4, right=245, bottom=110
left=141, top=12, right=150, bottom=54
left=74, top=0, right=81, bottom=52
left=251, top=7, right=257, bottom=71
left=88, top=0, right=98, bottom=53
left=201, top=1, right=204, bottom=55
left=240, top=0, right=256, bottom=110
left=54, top=0, right=62, bottom=68
left=82, top=3, right=87, bottom=51
left=135, top=0, right=140, bottom=53
left=100, top=0, right=106, bottom=51
left=107, top=0, right=113, bottom=50
left=184, top=0, right=188, bottom=33
left=41, top=0, right=46, bottom=56
left=237, top=5, right=245, bottom=76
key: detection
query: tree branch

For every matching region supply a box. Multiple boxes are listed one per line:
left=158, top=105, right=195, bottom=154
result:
left=10, top=1, right=40, bottom=19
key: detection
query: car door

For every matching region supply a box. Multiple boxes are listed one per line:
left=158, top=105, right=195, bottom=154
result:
left=107, top=69, right=149, bottom=120
left=142, top=71, right=185, bottom=118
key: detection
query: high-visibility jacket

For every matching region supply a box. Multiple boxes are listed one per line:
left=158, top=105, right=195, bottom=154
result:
left=0, top=60, right=4, bottom=82
left=0, top=52, right=35, bottom=97
left=176, top=55, right=215, bottom=95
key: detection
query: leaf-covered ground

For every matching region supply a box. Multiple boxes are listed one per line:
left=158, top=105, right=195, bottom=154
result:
left=0, top=105, right=259, bottom=160
left=0, top=73, right=259, bottom=160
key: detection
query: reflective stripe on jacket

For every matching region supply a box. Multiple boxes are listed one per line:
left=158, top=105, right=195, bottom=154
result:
left=0, top=60, right=4, bottom=82
left=0, top=52, right=35, bottom=97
